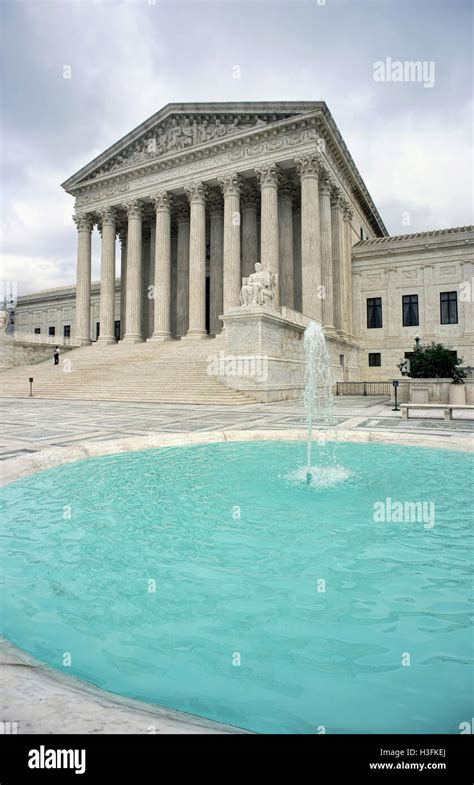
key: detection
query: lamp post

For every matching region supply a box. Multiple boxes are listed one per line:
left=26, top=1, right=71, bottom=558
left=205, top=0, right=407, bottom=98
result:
left=392, top=379, right=400, bottom=412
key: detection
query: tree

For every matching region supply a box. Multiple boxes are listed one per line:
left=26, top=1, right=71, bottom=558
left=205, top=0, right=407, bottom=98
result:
left=398, top=342, right=471, bottom=383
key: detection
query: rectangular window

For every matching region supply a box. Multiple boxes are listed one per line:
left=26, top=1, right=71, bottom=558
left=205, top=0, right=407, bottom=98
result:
left=440, top=291, right=458, bottom=324
left=368, top=352, right=381, bottom=367
left=367, top=297, right=382, bottom=328
left=402, top=294, right=419, bottom=327
left=63, top=325, right=71, bottom=338
left=34, top=328, right=41, bottom=334
left=48, top=326, right=55, bottom=336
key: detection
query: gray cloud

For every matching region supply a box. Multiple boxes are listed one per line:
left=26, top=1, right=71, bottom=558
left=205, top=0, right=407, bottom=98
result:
left=1, top=0, right=472, bottom=295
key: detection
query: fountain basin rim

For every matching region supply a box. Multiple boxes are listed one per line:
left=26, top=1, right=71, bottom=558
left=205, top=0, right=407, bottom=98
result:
left=2, top=428, right=471, bottom=733
left=1, top=428, right=471, bottom=489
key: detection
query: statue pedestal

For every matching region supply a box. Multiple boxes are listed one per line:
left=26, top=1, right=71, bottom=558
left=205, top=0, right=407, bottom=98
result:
left=217, top=306, right=360, bottom=402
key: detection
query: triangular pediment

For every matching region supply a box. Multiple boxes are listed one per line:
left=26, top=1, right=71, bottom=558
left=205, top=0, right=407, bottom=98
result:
left=62, top=102, right=324, bottom=191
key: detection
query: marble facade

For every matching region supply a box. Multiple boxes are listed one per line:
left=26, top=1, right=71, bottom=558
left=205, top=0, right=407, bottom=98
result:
left=12, top=103, right=474, bottom=391
left=63, top=102, right=381, bottom=351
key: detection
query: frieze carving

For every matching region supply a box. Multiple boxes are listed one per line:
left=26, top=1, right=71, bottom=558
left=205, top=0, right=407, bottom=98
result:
left=88, top=113, right=292, bottom=180
left=75, top=128, right=324, bottom=208
left=76, top=182, right=130, bottom=207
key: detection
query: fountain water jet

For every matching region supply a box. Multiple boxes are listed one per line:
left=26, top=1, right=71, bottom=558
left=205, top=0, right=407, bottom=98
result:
left=303, top=321, right=336, bottom=484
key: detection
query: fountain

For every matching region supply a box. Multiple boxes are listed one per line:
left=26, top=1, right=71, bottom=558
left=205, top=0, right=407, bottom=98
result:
left=303, top=321, right=336, bottom=484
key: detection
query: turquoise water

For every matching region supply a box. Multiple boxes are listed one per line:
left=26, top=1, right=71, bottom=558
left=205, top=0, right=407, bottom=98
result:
left=0, top=440, right=472, bottom=734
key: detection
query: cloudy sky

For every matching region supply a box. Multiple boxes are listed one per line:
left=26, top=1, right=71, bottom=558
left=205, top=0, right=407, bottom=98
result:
left=1, top=0, right=472, bottom=297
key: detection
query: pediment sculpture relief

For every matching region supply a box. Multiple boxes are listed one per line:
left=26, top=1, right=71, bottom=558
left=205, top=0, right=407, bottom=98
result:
left=90, top=114, right=292, bottom=180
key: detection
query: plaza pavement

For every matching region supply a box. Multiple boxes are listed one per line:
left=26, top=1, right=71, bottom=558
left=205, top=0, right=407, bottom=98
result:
left=0, top=395, right=473, bottom=461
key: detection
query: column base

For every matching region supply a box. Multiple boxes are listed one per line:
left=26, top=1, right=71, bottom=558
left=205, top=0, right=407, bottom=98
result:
left=184, top=330, right=209, bottom=340
left=147, top=332, right=174, bottom=342
left=96, top=336, right=117, bottom=345
left=121, top=335, right=145, bottom=344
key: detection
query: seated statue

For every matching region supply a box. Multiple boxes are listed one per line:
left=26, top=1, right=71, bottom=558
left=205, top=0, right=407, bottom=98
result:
left=240, top=262, right=277, bottom=307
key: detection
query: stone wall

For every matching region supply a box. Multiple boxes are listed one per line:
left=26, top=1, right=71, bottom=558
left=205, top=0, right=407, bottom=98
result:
left=352, top=226, right=474, bottom=381
left=218, top=307, right=360, bottom=402
left=0, top=337, right=73, bottom=371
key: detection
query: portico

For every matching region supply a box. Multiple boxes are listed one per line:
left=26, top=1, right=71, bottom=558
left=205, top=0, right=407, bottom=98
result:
left=65, top=102, right=385, bottom=353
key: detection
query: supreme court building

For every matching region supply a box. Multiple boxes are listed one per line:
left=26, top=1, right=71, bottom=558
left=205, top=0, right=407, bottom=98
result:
left=13, top=102, right=474, bottom=396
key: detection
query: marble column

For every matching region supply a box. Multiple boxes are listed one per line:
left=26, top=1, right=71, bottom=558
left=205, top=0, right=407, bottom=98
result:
left=241, top=182, right=259, bottom=279
left=319, top=174, right=335, bottom=329
left=219, top=173, right=241, bottom=314
left=296, top=153, right=322, bottom=321
left=123, top=199, right=144, bottom=343
left=278, top=180, right=295, bottom=308
left=97, top=207, right=117, bottom=344
left=73, top=213, right=93, bottom=345
left=148, top=220, right=156, bottom=339
left=185, top=182, right=207, bottom=338
left=343, top=203, right=354, bottom=336
left=176, top=203, right=190, bottom=337
left=293, top=203, right=302, bottom=312
left=150, top=192, right=173, bottom=341
left=208, top=192, right=224, bottom=335
left=256, top=162, right=280, bottom=304
left=330, top=189, right=345, bottom=332
left=119, top=226, right=127, bottom=340
left=170, top=226, right=178, bottom=337
left=141, top=227, right=151, bottom=340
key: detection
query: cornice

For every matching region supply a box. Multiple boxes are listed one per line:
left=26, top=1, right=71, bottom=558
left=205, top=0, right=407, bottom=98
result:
left=63, top=104, right=388, bottom=237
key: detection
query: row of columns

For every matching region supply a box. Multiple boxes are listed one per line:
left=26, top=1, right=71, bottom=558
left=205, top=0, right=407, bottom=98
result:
left=74, top=152, right=355, bottom=345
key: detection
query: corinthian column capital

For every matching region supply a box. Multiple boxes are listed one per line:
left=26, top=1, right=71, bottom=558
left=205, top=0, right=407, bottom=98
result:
left=295, top=152, right=323, bottom=180
left=279, top=179, right=297, bottom=202
left=342, top=200, right=353, bottom=221
left=218, top=172, right=242, bottom=197
left=98, top=206, right=118, bottom=226
left=319, top=172, right=334, bottom=197
left=255, top=162, right=280, bottom=189
left=330, top=183, right=343, bottom=207
left=185, top=181, right=208, bottom=205
left=207, top=190, right=224, bottom=216
left=73, top=212, right=94, bottom=232
left=123, top=199, right=144, bottom=219
left=240, top=182, right=259, bottom=209
left=150, top=191, right=173, bottom=212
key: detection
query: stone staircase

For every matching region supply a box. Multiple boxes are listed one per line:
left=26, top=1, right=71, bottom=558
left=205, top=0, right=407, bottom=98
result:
left=0, top=336, right=256, bottom=405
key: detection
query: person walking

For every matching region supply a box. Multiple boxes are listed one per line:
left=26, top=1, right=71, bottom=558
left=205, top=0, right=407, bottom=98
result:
left=53, top=346, right=60, bottom=366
